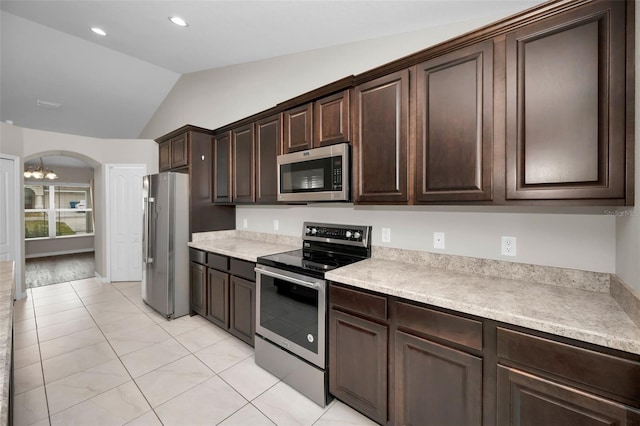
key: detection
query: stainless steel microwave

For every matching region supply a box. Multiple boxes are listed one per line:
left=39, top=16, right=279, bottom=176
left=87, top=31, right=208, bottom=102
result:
left=277, top=143, right=349, bottom=202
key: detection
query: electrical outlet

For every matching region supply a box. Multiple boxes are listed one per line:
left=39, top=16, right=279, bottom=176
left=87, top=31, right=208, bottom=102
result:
left=273, top=219, right=279, bottom=231
left=433, top=232, right=445, bottom=249
left=501, top=236, right=517, bottom=256
left=381, top=227, right=391, bottom=243
left=242, top=218, right=248, bottom=229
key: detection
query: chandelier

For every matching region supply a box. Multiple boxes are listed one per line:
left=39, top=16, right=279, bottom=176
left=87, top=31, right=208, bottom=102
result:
left=24, top=158, right=58, bottom=180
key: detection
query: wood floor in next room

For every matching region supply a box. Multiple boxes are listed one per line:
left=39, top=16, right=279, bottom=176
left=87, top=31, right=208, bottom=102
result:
left=12, top=278, right=376, bottom=426
left=25, top=253, right=95, bottom=289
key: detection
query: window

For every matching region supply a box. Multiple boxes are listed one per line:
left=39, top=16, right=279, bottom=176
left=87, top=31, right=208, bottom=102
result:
left=25, top=184, right=94, bottom=239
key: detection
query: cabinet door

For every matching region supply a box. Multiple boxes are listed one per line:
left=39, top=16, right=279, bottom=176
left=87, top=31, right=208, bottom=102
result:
left=229, top=276, right=255, bottom=346
left=283, top=103, right=313, bottom=153
left=395, top=330, right=482, bottom=426
left=505, top=0, right=626, bottom=201
left=329, top=309, right=387, bottom=424
left=255, top=114, right=281, bottom=204
left=159, top=141, right=171, bottom=172
left=497, top=366, right=640, bottom=426
left=315, top=91, right=350, bottom=147
left=416, top=40, right=493, bottom=202
left=170, top=134, right=189, bottom=169
left=189, top=262, right=206, bottom=316
left=213, top=131, right=232, bottom=204
left=232, top=124, right=255, bottom=203
left=206, top=268, right=229, bottom=329
left=353, top=70, right=410, bottom=203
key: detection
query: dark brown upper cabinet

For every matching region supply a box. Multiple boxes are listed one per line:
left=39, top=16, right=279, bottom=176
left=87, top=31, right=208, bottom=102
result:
left=415, top=40, right=494, bottom=203
left=283, top=90, right=351, bottom=154
left=213, top=131, right=232, bottom=204
left=283, top=103, right=313, bottom=153
left=255, top=114, right=281, bottom=204
left=314, top=90, right=350, bottom=147
left=232, top=124, right=256, bottom=204
left=505, top=0, right=627, bottom=202
left=158, top=134, right=188, bottom=171
left=156, top=126, right=235, bottom=234
left=353, top=70, right=410, bottom=204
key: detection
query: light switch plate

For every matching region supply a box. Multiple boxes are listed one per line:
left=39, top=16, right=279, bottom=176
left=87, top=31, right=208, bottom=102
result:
left=242, top=219, right=248, bottom=229
left=273, top=219, right=279, bottom=231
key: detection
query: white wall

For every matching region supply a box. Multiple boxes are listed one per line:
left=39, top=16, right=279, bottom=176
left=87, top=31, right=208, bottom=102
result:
left=614, top=3, right=640, bottom=292
left=140, top=13, right=517, bottom=139
left=237, top=205, right=616, bottom=274
left=1, top=122, right=158, bottom=291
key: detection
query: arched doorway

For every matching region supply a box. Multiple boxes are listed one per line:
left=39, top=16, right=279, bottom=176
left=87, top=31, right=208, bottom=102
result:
left=23, top=153, right=98, bottom=288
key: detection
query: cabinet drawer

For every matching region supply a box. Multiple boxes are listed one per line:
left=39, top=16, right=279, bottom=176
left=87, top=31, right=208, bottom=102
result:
left=330, top=284, right=387, bottom=321
left=207, top=253, right=229, bottom=272
left=189, top=248, right=206, bottom=265
left=497, top=328, right=640, bottom=407
left=230, top=258, right=255, bottom=281
left=396, top=301, right=483, bottom=351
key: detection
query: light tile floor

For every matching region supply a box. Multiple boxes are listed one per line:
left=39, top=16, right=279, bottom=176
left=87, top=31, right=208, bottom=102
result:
left=13, top=278, right=378, bottom=426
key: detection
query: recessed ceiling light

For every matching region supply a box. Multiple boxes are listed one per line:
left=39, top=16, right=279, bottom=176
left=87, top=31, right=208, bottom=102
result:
left=169, top=16, right=188, bottom=27
left=91, top=27, right=107, bottom=36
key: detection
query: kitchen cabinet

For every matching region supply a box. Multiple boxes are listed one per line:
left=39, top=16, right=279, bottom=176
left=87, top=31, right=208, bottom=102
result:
left=255, top=114, right=281, bottom=204
left=189, top=252, right=206, bottom=317
left=283, top=103, right=313, bottom=153
left=156, top=126, right=235, bottom=234
left=232, top=124, right=255, bottom=203
left=283, top=90, right=351, bottom=154
left=206, top=268, right=229, bottom=328
left=158, top=134, right=188, bottom=172
left=352, top=70, right=410, bottom=204
left=188, top=248, right=256, bottom=346
left=415, top=40, right=493, bottom=202
left=496, top=327, right=640, bottom=424
left=329, top=285, right=388, bottom=424
left=394, top=301, right=483, bottom=426
left=505, top=0, right=627, bottom=202
left=213, top=131, right=232, bottom=204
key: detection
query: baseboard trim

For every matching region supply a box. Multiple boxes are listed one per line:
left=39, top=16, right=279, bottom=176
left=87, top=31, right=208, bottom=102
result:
left=25, top=249, right=95, bottom=259
left=94, top=271, right=109, bottom=283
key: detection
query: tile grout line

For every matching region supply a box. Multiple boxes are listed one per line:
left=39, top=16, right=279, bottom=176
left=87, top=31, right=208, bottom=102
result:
left=29, top=285, right=53, bottom=426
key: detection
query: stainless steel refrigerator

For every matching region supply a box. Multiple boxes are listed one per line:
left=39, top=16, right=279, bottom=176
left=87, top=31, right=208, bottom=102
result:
left=142, top=172, right=190, bottom=319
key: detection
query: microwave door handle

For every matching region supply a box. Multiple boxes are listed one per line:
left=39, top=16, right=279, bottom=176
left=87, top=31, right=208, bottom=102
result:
left=255, top=266, right=321, bottom=289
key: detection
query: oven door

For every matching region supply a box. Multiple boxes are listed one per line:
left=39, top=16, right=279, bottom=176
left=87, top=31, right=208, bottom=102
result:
left=255, top=264, right=326, bottom=368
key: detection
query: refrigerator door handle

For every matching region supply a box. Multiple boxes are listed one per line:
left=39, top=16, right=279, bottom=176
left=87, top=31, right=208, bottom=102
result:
left=145, top=197, right=155, bottom=264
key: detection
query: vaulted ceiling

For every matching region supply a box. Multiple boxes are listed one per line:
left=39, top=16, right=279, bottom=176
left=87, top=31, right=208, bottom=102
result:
left=1, top=1, right=544, bottom=140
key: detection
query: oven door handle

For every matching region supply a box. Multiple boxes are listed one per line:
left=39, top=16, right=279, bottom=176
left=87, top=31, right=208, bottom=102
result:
left=255, top=265, right=322, bottom=290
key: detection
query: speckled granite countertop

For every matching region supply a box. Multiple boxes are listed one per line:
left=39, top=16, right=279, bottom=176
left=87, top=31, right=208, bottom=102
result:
left=326, top=258, right=640, bottom=356
left=188, top=238, right=297, bottom=262
left=0, top=261, right=15, bottom=426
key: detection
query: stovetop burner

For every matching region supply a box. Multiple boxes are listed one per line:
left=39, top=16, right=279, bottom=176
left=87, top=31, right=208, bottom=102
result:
left=257, top=222, right=372, bottom=278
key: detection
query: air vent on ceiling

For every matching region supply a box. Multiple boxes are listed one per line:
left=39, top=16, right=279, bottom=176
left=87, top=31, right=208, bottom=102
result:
left=36, top=99, right=62, bottom=109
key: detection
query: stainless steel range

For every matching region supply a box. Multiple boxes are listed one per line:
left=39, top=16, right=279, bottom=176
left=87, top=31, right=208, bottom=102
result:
left=254, top=222, right=372, bottom=407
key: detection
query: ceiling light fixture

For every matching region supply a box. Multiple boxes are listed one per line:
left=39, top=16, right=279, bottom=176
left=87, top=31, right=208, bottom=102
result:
left=91, top=27, right=107, bottom=36
left=24, top=158, right=58, bottom=180
left=169, top=16, right=188, bottom=27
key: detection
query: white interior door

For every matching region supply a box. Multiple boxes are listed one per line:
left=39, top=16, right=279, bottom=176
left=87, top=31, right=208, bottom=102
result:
left=109, top=165, right=145, bottom=282
left=0, top=156, right=21, bottom=298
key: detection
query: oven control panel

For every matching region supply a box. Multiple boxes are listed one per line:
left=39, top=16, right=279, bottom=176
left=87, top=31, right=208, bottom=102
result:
left=303, top=222, right=371, bottom=247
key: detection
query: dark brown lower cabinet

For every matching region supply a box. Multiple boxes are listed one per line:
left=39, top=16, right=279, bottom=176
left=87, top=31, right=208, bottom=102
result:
left=497, top=366, right=640, bottom=426
left=189, top=261, right=206, bottom=316
left=229, top=276, right=255, bottom=345
left=206, top=268, right=229, bottom=328
left=329, top=308, right=388, bottom=424
left=395, top=330, right=482, bottom=426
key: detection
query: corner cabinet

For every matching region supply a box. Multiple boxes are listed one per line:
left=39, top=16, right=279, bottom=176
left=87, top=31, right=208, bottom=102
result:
left=352, top=70, right=410, bottom=204
left=505, top=0, right=628, bottom=202
left=415, top=40, right=494, bottom=202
